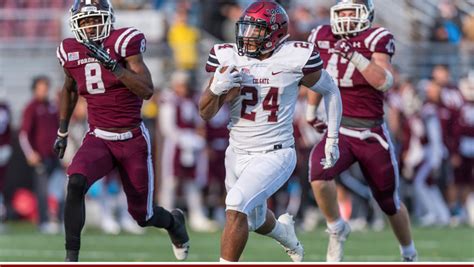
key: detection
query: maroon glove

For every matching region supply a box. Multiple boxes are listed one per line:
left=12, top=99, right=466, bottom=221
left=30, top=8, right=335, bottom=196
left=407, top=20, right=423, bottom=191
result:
left=307, top=117, right=327, bottom=133
left=334, top=39, right=355, bottom=60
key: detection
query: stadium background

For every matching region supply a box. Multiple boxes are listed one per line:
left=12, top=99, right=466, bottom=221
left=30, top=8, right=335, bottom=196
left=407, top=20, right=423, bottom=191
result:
left=0, top=0, right=473, bottom=262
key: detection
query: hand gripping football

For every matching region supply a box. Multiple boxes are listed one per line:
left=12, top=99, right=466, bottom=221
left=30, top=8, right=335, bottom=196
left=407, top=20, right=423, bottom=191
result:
left=219, top=66, right=241, bottom=102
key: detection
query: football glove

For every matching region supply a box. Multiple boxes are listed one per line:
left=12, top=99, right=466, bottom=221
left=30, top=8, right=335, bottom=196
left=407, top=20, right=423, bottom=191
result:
left=333, top=39, right=355, bottom=60
left=209, top=65, right=242, bottom=96
left=53, top=132, right=68, bottom=159
left=83, top=41, right=118, bottom=72
left=321, top=137, right=339, bottom=169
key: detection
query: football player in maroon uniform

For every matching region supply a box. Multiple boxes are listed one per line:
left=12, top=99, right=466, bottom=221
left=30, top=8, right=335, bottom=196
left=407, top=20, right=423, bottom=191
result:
left=53, top=0, right=189, bottom=262
left=306, top=0, right=417, bottom=261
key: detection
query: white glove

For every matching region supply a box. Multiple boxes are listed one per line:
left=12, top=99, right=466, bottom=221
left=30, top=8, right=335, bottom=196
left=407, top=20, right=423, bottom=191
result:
left=209, top=65, right=242, bottom=96
left=321, top=137, right=339, bottom=169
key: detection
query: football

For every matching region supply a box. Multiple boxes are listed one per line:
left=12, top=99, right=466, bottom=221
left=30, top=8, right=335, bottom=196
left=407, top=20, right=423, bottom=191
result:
left=219, top=65, right=241, bottom=102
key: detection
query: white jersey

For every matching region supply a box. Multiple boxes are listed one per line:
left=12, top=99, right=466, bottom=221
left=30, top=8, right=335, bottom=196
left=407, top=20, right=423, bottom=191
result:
left=206, top=41, right=323, bottom=152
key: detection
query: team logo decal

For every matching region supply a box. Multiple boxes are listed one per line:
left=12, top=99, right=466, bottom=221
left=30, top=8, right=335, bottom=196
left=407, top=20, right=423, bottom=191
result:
left=68, top=52, right=80, bottom=61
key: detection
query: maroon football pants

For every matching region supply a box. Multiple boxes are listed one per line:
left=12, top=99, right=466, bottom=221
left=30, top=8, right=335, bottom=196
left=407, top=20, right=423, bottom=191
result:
left=67, top=123, right=154, bottom=223
left=309, top=124, right=400, bottom=215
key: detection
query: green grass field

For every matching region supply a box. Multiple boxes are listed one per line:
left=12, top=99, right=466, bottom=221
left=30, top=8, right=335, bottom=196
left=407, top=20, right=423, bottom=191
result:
left=0, top=223, right=472, bottom=262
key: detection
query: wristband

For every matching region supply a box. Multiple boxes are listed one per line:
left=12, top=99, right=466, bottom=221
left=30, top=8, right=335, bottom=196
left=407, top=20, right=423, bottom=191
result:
left=57, top=130, right=68, bottom=138
left=350, top=52, right=370, bottom=72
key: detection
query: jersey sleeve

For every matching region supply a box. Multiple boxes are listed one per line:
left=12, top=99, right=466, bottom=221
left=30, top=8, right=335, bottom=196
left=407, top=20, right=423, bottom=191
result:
left=205, top=46, right=220, bottom=73
left=364, top=28, right=395, bottom=56
left=307, top=25, right=323, bottom=46
left=56, top=41, right=67, bottom=67
left=302, top=45, right=323, bottom=74
left=114, top=28, right=146, bottom=58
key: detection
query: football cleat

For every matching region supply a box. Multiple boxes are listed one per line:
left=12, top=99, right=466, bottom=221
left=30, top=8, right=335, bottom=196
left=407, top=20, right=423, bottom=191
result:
left=326, top=221, right=351, bottom=262
left=277, top=213, right=304, bottom=262
left=167, top=209, right=190, bottom=261
left=402, top=253, right=418, bottom=262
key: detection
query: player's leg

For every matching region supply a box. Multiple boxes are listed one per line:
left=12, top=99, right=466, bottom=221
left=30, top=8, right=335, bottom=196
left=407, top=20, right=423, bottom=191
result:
left=357, top=125, right=417, bottom=261
left=65, top=135, right=115, bottom=261
left=309, top=134, right=355, bottom=262
left=221, top=146, right=299, bottom=261
left=254, top=206, right=304, bottom=262
left=118, top=124, right=189, bottom=260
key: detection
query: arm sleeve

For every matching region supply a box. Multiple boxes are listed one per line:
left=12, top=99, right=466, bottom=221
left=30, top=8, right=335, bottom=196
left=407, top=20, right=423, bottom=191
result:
left=308, top=69, right=342, bottom=138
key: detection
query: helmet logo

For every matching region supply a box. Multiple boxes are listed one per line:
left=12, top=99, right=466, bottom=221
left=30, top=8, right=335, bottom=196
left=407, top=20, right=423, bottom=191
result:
left=81, top=6, right=98, bottom=12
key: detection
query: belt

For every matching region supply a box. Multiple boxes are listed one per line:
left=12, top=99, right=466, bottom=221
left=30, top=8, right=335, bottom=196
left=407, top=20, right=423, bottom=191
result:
left=339, top=126, right=389, bottom=150
left=232, top=144, right=295, bottom=155
left=93, top=128, right=134, bottom=141
left=341, top=116, right=383, bottom=128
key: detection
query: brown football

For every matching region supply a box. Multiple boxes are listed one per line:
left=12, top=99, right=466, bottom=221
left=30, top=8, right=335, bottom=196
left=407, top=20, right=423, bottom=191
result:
left=219, top=66, right=241, bottom=102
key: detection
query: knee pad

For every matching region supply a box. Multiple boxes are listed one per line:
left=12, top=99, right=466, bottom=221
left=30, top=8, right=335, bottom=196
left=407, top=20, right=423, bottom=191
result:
left=67, top=174, right=87, bottom=197
left=374, top=190, right=399, bottom=216
left=247, top=204, right=266, bottom=231
left=225, top=187, right=245, bottom=212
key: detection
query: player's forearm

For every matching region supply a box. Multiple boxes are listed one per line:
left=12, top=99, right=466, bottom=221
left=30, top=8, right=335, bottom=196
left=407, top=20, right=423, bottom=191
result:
left=199, top=89, right=224, bottom=121
left=113, top=65, right=154, bottom=100
left=359, top=63, right=393, bottom=91
left=58, top=87, right=78, bottom=133
left=350, top=53, right=393, bottom=92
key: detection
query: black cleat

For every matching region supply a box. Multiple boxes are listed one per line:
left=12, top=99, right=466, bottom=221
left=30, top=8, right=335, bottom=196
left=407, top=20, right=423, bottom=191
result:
left=65, top=250, right=79, bottom=262
left=167, top=209, right=190, bottom=260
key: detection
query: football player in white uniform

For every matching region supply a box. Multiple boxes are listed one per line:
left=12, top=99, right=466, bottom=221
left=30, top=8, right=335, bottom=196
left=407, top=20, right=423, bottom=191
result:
left=199, top=1, right=342, bottom=262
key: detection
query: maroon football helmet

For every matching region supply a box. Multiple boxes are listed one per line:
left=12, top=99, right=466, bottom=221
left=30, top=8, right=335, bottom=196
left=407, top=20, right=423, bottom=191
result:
left=235, top=1, right=290, bottom=58
left=330, top=0, right=375, bottom=36
left=69, top=0, right=115, bottom=43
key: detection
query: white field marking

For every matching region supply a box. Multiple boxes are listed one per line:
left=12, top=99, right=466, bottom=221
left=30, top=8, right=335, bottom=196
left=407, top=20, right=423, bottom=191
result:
left=0, top=248, right=203, bottom=261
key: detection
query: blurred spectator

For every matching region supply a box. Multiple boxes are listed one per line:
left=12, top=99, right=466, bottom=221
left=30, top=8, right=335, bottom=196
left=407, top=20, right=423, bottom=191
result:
left=430, top=0, right=463, bottom=43
left=158, top=70, right=218, bottom=232
left=112, top=0, right=149, bottom=10
left=0, top=86, right=12, bottom=231
left=167, top=8, right=200, bottom=71
left=450, top=71, right=474, bottom=225
left=403, top=81, right=450, bottom=226
left=19, top=76, right=63, bottom=234
left=461, top=14, right=474, bottom=42
left=220, top=2, right=242, bottom=42
left=203, top=99, right=230, bottom=226
left=200, top=0, right=238, bottom=41
left=289, top=5, right=330, bottom=41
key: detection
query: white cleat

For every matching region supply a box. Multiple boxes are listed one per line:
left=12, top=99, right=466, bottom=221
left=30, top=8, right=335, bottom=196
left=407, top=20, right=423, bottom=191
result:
left=277, top=213, right=304, bottom=262
left=172, top=241, right=190, bottom=261
left=326, top=221, right=351, bottom=262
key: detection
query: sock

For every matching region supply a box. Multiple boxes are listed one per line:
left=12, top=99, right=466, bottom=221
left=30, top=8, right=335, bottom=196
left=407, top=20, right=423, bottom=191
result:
left=400, top=241, right=417, bottom=257
left=327, top=218, right=345, bottom=233
left=219, top=257, right=231, bottom=262
left=266, top=220, right=286, bottom=243
left=144, top=206, right=174, bottom=229
left=64, top=174, right=87, bottom=251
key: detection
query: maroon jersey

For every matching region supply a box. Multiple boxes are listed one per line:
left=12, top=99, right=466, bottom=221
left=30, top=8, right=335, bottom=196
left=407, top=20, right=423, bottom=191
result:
left=0, top=103, right=11, bottom=146
left=438, top=87, right=463, bottom=153
left=453, top=100, right=474, bottom=157
left=308, top=25, right=395, bottom=120
left=56, top=27, right=147, bottom=128
left=19, top=99, right=59, bottom=158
